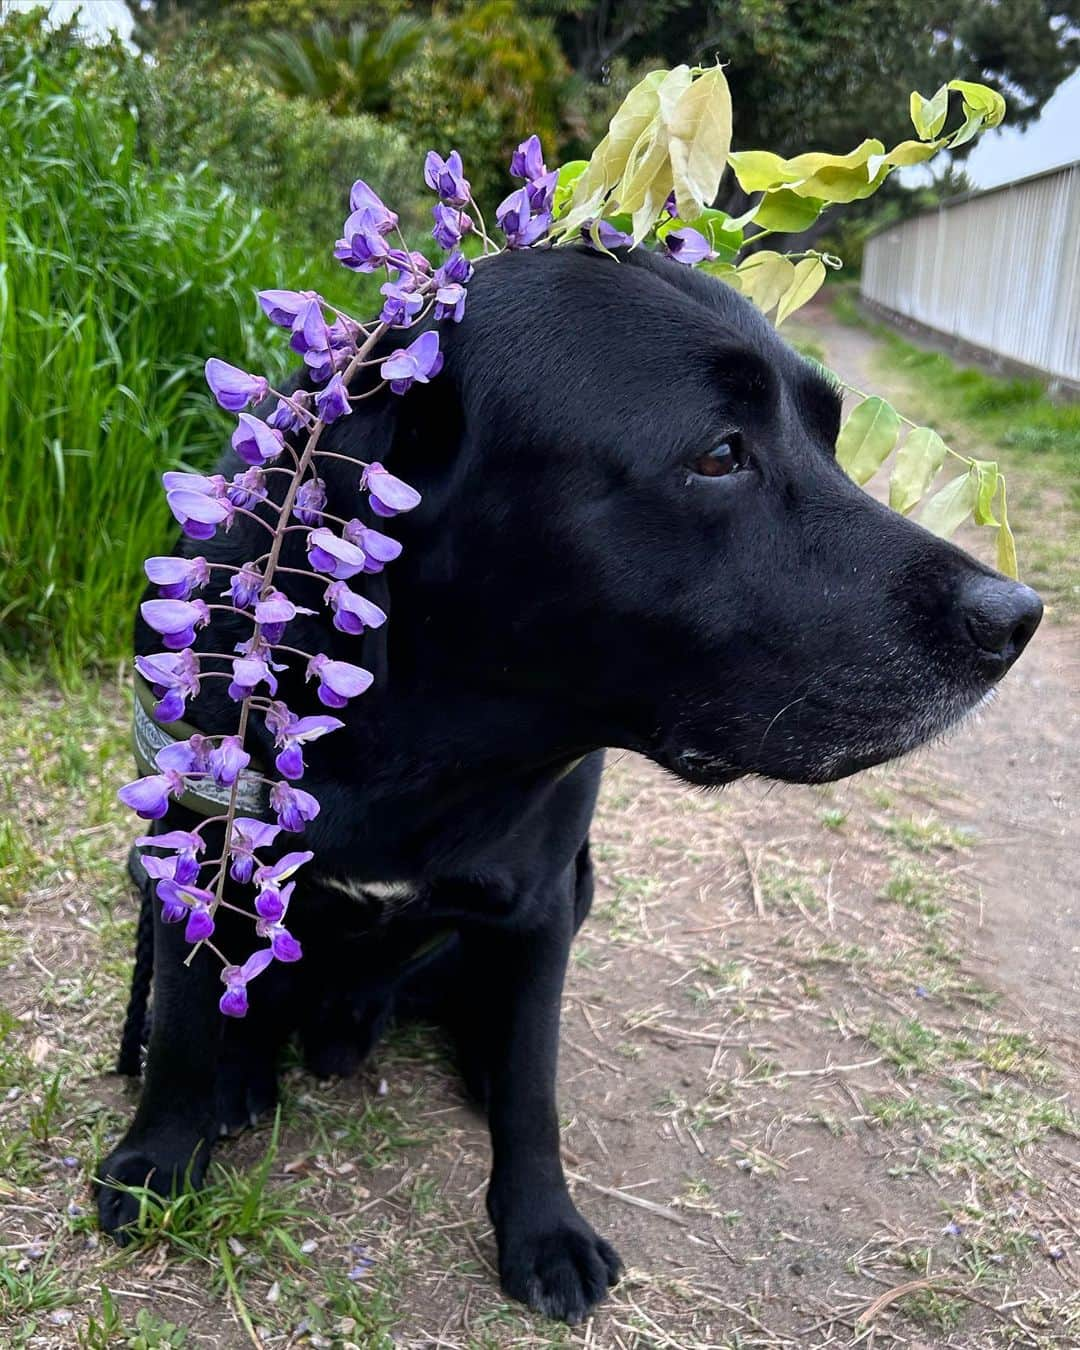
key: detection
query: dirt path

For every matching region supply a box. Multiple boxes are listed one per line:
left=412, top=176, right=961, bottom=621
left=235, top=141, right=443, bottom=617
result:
left=0, top=310, right=1077, bottom=1348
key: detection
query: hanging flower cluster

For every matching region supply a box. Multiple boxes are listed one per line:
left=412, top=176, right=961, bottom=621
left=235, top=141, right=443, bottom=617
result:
left=115, top=121, right=772, bottom=1020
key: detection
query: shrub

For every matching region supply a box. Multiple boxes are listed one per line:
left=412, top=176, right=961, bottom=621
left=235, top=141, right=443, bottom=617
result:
left=0, top=23, right=358, bottom=671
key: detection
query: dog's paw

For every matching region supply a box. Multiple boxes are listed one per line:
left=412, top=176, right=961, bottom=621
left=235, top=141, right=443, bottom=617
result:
left=95, top=1144, right=206, bottom=1245
left=498, top=1213, right=622, bottom=1324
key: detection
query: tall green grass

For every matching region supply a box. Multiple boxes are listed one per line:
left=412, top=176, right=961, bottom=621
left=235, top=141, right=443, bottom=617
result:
left=0, top=33, right=351, bottom=672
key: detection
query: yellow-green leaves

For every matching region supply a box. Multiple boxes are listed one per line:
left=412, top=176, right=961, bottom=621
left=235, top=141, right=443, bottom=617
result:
left=731, top=250, right=794, bottom=314
left=910, top=85, right=949, bottom=140
left=920, top=467, right=980, bottom=538
left=840, top=396, right=1019, bottom=576
left=775, top=256, right=826, bottom=325
left=889, top=427, right=947, bottom=513
left=948, top=78, right=1007, bottom=147
left=752, top=189, right=826, bottom=233
left=730, top=139, right=888, bottom=203
left=836, top=397, right=901, bottom=484
left=552, top=63, right=733, bottom=247
left=668, top=65, right=732, bottom=222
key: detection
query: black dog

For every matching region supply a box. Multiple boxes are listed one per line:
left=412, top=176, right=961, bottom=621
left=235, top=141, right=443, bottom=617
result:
left=96, top=246, right=1041, bottom=1322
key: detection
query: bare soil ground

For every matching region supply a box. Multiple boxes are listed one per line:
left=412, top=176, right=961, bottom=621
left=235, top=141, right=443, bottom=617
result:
left=0, top=308, right=1076, bottom=1348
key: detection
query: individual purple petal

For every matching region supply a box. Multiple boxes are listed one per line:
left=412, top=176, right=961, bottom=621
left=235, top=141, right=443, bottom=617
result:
left=255, top=878, right=293, bottom=923
left=496, top=186, right=550, bottom=249
left=581, top=219, right=632, bottom=250
left=289, top=298, right=331, bottom=357
left=315, top=373, right=352, bottom=424
left=254, top=589, right=312, bottom=645
left=227, top=562, right=263, bottom=610
left=307, top=527, right=366, bottom=580
left=162, top=471, right=227, bottom=496
left=118, top=771, right=183, bottom=820
left=510, top=133, right=546, bottom=182
left=272, top=713, right=344, bottom=779
left=267, top=925, right=303, bottom=962
left=424, top=150, right=471, bottom=207
left=155, top=877, right=191, bottom=924
left=379, top=275, right=425, bottom=329
left=434, top=281, right=466, bottom=324
left=306, top=653, right=374, bottom=708
left=226, top=467, right=268, bottom=510
left=267, top=391, right=313, bottom=434
left=342, top=520, right=403, bottom=573
left=525, top=169, right=558, bottom=214
left=209, top=735, right=250, bottom=787
left=662, top=226, right=716, bottom=266
left=136, top=650, right=200, bottom=721
left=136, top=828, right=203, bottom=853
left=155, top=734, right=211, bottom=775
left=228, top=816, right=282, bottom=884
left=334, top=212, right=392, bottom=273
left=219, top=947, right=274, bottom=1018
left=227, top=655, right=278, bottom=702
left=325, top=581, right=387, bottom=636
left=166, top=489, right=232, bottom=541
left=140, top=598, right=211, bottom=651
left=269, top=781, right=321, bottom=832
left=379, top=330, right=442, bottom=396
left=293, top=477, right=326, bottom=526
left=232, top=413, right=284, bottom=468
left=144, top=556, right=209, bottom=601
left=349, top=179, right=398, bottom=233
left=432, top=203, right=471, bottom=249
left=257, top=289, right=321, bottom=328
left=435, top=249, right=473, bottom=286
left=205, top=358, right=269, bottom=412
left=255, top=851, right=314, bottom=885
left=361, top=462, right=422, bottom=517
left=184, top=903, right=215, bottom=943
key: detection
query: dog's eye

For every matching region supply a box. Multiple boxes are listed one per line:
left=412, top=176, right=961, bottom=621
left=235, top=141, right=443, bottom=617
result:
left=691, top=435, right=747, bottom=478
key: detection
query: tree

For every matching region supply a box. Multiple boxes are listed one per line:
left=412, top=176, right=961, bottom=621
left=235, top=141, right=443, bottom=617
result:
left=531, top=1, right=1080, bottom=155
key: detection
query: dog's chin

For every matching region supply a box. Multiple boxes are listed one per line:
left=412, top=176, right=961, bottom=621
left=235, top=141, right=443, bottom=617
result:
left=658, top=686, right=997, bottom=789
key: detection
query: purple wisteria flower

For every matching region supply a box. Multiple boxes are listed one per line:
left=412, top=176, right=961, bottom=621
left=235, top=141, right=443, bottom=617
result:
left=510, top=134, right=545, bottom=182
left=141, top=598, right=211, bottom=650
left=424, top=150, right=470, bottom=207
left=293, top=477, right=327, bottom=526
left=227, top=468, right=269, bottom=510
left=379, top=330, right=443, bottom=396
left=228, top=655, right=278, bottom=702
left=582, top=219, right=632, bottom=251
left=258, top=289, right=321, bottom=328
left=361, top=462, right=422, bottom=517
left=432, top=203, right=471, bottom=249
left=166, top=485, right=234, bottom=541
left=118, top=770, right=184, bottom=820
left=307, top=527, right=366, bottom=580
left=271, top=713, right=344, bottom=781
left=135, top=649, right=200, bottom=722
left=379, top=275, right=425, bottom=329
left=325, top=582, right=387, bottom=636
left=253, top=588, right=313, bottom=644
left=232, top=413, right=285, bottom=467
left=219, top=948, right=274, bottom=1018
left=205, top=358, right=269, bottom=412
left=144, top=556, right=209, bottom=600
left=306, top=653, right=374, bottom=708
left=155, top=735, right=211, bottom=775
left=315, top=373, right=352, bottom=423
left=662, top=226, right=716, bottom=266
left=342, top=520, right=402, bottom=573
left=349, top=179, right=398, bottom=233
left=255, top=878, right=293, bottom=924
left=432, top=255, right=469, bottom=323
left=496, top=186, right=551, bottom=249
left=227, top=563, right=263, bottom=610
left=334, top=212, right=392, bottom=274
left=267, top=392, right=313, bottom=434
left=269, top=781, right=321, bottom=832
left=209, top=736, right=250, bottom=787
left=228, top=817, right=282, bottom=884
left=137, top=828, right=204, bottom=886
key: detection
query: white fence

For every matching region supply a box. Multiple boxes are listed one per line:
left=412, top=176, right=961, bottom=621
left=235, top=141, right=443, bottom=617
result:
left=861, top=161, right=1080, bottom=388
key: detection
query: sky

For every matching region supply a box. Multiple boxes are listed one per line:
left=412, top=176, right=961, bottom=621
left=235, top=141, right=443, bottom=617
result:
left=9, top=0, right=1079, bottom=191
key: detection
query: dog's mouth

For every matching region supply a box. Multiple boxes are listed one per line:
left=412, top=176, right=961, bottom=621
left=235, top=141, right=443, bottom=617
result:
left=656, top=679, right=998, bottom=789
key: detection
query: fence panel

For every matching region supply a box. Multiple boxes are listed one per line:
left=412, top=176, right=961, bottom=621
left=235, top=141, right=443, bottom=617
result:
left=861, top=162, right=1080, bottom=386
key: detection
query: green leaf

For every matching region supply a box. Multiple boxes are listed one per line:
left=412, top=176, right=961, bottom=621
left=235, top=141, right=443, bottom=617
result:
left=996, top=480, right=1018, bottom=579
left=667, top=64, right=733, bottom=221
left=972, top=459, right=1000, bottom=526
left=552, top=160, right=587, bottom=219
left=619, top=65, right=693, bottom=243
left=775, top=257, right=826, bottom=325
left=753, top=190, right=826, bottom=233
left=889, top=426, right=947, bottom=514
left=735, top=250, right=796, bottom=315
left=728, top=150, right=801, bottom=193
left=919, top=467, right=979, bottom=539
left=836, top=396, right=902, bottom=485
left=948, top=79, right=1006, bottom=127
left=880, top=139, right=941, bottom=168
left=910, top=85, right=948, bottom=139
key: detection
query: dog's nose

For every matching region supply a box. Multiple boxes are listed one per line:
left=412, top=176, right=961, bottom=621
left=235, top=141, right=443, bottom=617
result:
left=959, top=574, right=1042, bottom=667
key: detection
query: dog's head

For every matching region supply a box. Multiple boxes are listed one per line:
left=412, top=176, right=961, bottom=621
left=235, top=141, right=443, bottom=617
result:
left=327, top=245, right=1041, bottom=786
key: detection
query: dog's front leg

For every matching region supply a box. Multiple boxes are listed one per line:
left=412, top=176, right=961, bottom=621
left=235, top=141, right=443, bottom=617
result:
left=471, top=896, right=622, bottom=1323
left=96, top=908, right=223, bottom=1241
